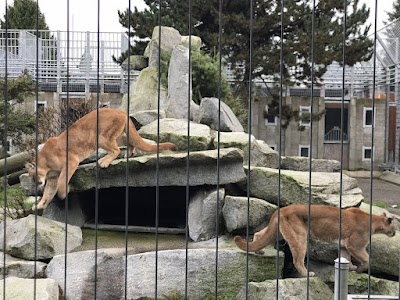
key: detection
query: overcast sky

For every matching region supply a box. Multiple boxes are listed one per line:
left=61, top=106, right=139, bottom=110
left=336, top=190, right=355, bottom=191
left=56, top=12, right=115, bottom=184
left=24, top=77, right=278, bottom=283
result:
left=0, top=0, right=396, bottom=33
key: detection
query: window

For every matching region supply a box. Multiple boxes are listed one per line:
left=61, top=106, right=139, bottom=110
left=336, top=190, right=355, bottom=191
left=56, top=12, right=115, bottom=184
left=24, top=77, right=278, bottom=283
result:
left=299, top=106, right=311, bottom=126
left=6, top=138, right=13, bottom=155
left=363, top=107, right=374, bottom=128
left=35, top=100, right=47, bottom=112
left=264, top=105, right=277, bottom=126
left=362, top=146, right=374, bottom=161
left=269, top=144, right=277, bottom=151
left=299, top=145, right=310, bottom=158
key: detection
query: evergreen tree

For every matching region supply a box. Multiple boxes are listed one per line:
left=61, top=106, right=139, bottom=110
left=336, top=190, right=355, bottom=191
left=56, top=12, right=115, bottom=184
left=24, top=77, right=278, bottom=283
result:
left=0, top=0, right=49, bottom=31
left=387, top=0, right=400, bottom=22
left=0, top=71, right=36, bottom=154
left=117, top=0, right=372, bottom=85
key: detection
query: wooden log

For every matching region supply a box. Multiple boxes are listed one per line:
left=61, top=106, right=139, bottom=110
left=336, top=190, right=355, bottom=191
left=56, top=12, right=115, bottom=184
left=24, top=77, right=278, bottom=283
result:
left=0, top=152, right=30, bottom=177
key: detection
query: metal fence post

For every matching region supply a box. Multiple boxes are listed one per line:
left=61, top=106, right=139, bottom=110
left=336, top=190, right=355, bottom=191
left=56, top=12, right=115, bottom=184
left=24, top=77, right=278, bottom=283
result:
left=334, top=257, right=349, bottom=300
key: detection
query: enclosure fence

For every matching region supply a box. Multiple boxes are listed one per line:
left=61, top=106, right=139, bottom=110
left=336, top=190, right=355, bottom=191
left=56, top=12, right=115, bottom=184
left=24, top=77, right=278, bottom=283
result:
left=1, top=0, right=400, bottom=300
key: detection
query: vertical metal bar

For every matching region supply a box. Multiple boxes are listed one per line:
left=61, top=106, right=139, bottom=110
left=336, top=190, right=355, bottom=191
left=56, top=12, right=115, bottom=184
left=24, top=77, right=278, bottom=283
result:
left=64, top=0, right=71, bottom=298
left=184, top=0, right=192, bottom=299
left=155, top=1, right=162, bottom=298
left=94, top=0, right=101, bottom=298
left=368, top=0, right=379, bottom=297
left=215, top=0, right=223, bottom=297
left=276, top=0, right=285, bottom=297
left=306, top=0, right=317, bottom=297
left=34, top=2, right=40, bottom=299
left=338, top=1, right=348, bottom=298
left=245, top=0, right=254, bottom=299
left=2, top=1, right=8, bottom=299
left=124, top=2, right=132, bottom=299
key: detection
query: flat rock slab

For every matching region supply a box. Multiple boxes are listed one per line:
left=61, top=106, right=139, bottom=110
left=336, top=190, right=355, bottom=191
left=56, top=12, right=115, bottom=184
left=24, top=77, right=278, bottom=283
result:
left=0, top=277, right=60, bottom=300
left=0, top=251, right=46, bottom=279
left=70, top=148, right=246, bottom=191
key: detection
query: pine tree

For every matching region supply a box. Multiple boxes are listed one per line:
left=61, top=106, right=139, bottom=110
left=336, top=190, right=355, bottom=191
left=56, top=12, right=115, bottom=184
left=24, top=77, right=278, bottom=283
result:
left=387, top=0, right=400, bottom=22
left=0, top=0, right=49, bottom=31
left=117, top=0, right=372, bottom=84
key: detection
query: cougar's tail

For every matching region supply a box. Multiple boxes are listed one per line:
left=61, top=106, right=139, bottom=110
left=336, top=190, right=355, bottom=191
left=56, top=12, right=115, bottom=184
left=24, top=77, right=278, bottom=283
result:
left=234, top=211, right=278, bottom=252
left=127, top=118, right=177, bottom=153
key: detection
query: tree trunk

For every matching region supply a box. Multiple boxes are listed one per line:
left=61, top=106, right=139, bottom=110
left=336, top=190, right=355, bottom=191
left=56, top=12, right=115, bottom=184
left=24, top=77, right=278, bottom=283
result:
left=0, top=152, right=30, bottom=177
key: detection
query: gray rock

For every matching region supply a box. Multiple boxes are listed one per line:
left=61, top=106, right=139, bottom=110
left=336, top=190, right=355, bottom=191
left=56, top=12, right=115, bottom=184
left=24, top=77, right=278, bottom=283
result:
left=181, top=35, right=202, bottom=50
left=188, top=188, right=225, bottom=241
left=139, top=118, right=213, bottom=151
left=239, top=167, right=364, bottom=207
left=42, top=194, right=87, bottom=227
left=121, top=55, right=148, bottom=71
left=318, top=267, right=399, bottom=296
left=222, top=196, right=277, bottom=233
left=46, top=248, right=126, bottom=300
left=282, top=156, right=341, bottom=172
left=0, top=277, right=60, bottom=300
left=166, top=45, right=197, bottom=119
left=0, top=215, right=82, bottom=260
left=236, top=277, right=333, bottom=300
left=70, top=148, right=246, bottom=191
left=119, top=67, right=168, bottom=115
left=0, top=251, right=46, bottom=279
left=198, top=97, right=244, bottom=132
left=131, top=109, right=166, bottom=127
left=19, top=173, right=36, bottom=196
left=214, top=132, right=279, bottom=167
left=148, top=26, right=182, bottom=67
left=125, top=248, right=282, bottom=299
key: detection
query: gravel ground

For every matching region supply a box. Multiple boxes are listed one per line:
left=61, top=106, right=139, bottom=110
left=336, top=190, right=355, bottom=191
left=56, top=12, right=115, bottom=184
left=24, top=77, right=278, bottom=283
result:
left=356, top=177, right=400, bottom=215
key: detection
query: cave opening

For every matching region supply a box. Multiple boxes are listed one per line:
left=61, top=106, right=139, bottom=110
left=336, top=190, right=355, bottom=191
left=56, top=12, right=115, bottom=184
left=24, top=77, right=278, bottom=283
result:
left=77, top=186, right=188, bottom=232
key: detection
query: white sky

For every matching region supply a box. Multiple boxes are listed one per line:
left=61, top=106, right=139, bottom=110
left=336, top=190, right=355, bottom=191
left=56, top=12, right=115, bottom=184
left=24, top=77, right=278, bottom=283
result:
left=0, top=0, right=396, bottom=33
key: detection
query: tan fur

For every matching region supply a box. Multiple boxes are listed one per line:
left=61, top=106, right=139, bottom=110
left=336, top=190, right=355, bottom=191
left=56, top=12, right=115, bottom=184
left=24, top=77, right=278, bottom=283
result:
left=234, top=204, right=397, bottom=277
left=25, top=108, right=177, bottom=211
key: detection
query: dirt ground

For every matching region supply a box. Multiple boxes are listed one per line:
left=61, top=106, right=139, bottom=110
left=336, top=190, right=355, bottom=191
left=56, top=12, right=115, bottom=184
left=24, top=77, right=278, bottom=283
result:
left=355, top=177, right=400, bottom=215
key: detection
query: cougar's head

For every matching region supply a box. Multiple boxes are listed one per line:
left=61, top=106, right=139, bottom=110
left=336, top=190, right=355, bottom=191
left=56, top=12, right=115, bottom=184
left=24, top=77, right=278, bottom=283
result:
left=25, top=162, right=47, bottom=190
left=382, top=210, right=397, bottom=237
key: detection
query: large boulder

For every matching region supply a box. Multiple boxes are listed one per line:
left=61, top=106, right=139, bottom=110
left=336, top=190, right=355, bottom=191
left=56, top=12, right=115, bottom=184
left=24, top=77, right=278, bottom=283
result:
left=318, top=267, right=399, bottom=296
left=166, top=45, right=197, bottom=119
left=214, top=132, right=279, bottom=168
left=147, top=26, right=182, bottom=67
left=222, top=196, right=277, bottom=233
left=125, top=249, right=282, bottom=299
left=130, top=109, right=166, bottom=127
left=236, top=277, right=333, bottom=300
left=46, top=248, right=125, bottom=300
left=239, top=167, right=364, bottom=207
left=188, top=188, right=225, bottom=241
left=0, top=251, right=46, bottom=279
left=197, top=97, right=244, bottom=132
left=119, top=67, right=168, bottom=115
left=181, top=35, right=202, bottom=50
left=47, top=248, right=282, bottom=300
left=139, top=118, right=213, bottom=151
left=0, top=277, right=60, bottom=300
left=282, top=156, right=341, bottom=172
left=0, top=215, right=82, bottom=260
left=70, top=148, right=246, bottom=191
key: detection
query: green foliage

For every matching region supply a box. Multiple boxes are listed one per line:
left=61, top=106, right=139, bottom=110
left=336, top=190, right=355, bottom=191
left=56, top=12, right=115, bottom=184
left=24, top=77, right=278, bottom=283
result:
left=0, top=70, right=36, bottom=148
left=387, top=0, right=400, bottom=22
left=0, top=185, right=30, bottom=219
left=0, top=0, right=49, bottom=30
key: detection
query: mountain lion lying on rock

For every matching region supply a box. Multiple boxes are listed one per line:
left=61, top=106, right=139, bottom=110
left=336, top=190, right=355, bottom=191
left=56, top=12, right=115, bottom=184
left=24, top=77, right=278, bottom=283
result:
left=25, top=108, right=177, bottom=213
left=234, top=204, right=397, bottom=277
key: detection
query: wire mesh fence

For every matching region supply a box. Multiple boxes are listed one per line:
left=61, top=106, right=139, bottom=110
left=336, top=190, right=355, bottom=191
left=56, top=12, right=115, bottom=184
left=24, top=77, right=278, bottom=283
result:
left=0, top=0, right=400, bottom=299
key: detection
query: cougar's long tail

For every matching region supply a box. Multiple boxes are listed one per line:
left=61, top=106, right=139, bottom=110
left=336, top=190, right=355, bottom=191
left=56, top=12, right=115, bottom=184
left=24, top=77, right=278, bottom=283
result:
left=234, top=211, right=278, bottom=252
left=127, top=118, right=177, bottom=153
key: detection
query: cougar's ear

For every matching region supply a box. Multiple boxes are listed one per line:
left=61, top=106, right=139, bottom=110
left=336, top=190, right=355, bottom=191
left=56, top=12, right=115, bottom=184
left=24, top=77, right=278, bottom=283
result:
left=386, top=217, right=394, bottom=225
left=25, top=162, right=35, bottom=172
